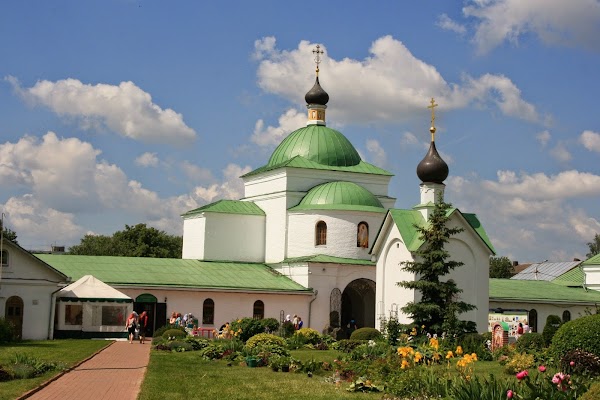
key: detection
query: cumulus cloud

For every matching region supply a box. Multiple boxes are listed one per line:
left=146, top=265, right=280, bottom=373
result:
left=536, top=130, right=551, bottom=147
left=400, top=132, right=420, bottom=146
left=192, top=163, right=252, bottom=203
left=135, top=152, right=159, bottom=167
left=253, top=36, right=542, bottom=125
left=180, top=161, right=214, bottom=183
left=251, top=108, right=306, bottom=147
left=549, top=142, right=572, bottom=163
left=463, top=0, right=600, bottom=54
left=437, top=14, right=467, bottom=35
left=580, top=130, right=600, bottom=153
left=447, top=170, right=600, bottom=261
left=365, top=139, right=387, bottom=167
left=6, top=76, right=196, bottom=145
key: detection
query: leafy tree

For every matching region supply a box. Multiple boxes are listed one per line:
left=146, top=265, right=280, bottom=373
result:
left=0, top=220, right=18, bottom=244
left=587, top=233, right=600, bottom=258
left=398, top=198, right=476, bottom=336
left=69, top=224, right=182, bottom=258
left=489, top=256, right=514, bottom=278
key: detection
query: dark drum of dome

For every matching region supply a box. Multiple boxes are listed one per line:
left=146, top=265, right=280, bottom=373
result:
left=416, top=141, right=449, bottom=184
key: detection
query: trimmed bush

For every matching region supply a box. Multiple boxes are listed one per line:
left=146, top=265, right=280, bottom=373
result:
left=580, top=382, right=600, bottom=400
left=260, top=318, right=279, bottom=333
left=542, top=314, right=562, bottom=346
left=350, top=327, right=382, bottom=341
left=504, top=352, right=535, bottom=374
left=162, top=328, right=187, bottom=340
left=294, top=328, right=321, bottom=345
left=153, top=324, right=186, bottom=338
left=551, top=314, right=600, bottom=359
left=229, top=318, right=263, bottom=342
left=515, top=333, right=545, bottom=354
left=332, top=339, right=365, bottom=352
left=244, top=333, right=286, bottom=350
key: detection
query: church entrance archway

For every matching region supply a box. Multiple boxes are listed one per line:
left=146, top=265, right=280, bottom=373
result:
left=341, top=279, right=375, bottom=333
left=5, top=296, right=24, bottom=339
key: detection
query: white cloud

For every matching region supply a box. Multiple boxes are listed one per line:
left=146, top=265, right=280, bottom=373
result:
left=6, top=76, right=196, bottom=145
left=437, top=14, right=467, bottom=35
left=580, top=130, right=600, bottom=153
left=180, top=161, right=214, bottom=183
left=192, top=163, right=252, bottom=203
left=549, top=142, right=571, bottom=162
left=251, top=108, right=306, bottom=147
left=536, top=130, right=551, bottom=147
left=463, top=0, right=600, bottom=54
left=254, top=36, right=541, bottom=125
left=135, top=152, right=159, bottom=167
left=2, top=194, right=84, bottom=249
left=400, top=132, right=419, bottom=146
left=365, top=139, right=387, bottom=167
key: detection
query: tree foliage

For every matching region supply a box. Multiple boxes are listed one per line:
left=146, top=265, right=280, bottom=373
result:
left=398, top=198, right=476, bottom=335
left=489, top=256, right=514, bottom=278
left=0, top=220, right=18, bottom=244
left=587, top=233, right=600, bottom=259
left=69, top=223, right=182, bottom=258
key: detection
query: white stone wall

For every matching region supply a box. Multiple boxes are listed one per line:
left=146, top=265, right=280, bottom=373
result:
left=287, top=211, right=385, bottom=260
left=582, top=265, right=600, bottom=291
left=182, top=215, right=206, bottom=259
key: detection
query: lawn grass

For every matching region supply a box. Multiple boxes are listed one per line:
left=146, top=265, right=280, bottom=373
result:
left=0, top=339, right=112, bottom=400
left=139, top=349, right=508, bottom=400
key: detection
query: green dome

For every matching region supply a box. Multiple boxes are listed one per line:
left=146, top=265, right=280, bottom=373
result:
left=268, top=125, right=361, bottom=168
left=290, top=181, right=385, bottom=213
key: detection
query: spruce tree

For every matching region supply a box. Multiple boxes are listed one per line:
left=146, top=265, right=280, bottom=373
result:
left=398, top=198, right=476, bottom=335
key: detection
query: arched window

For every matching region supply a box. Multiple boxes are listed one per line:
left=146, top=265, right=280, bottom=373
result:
left=562, top=310, right=571, bottom=323
left=1, top=250, right=8, bottom=267
left=253, top=300, right=264, bottom=320
left=357, top=222, right=369, bottom=248
left=528, top=309, right=538, bottom=333
left=202, top=298, right=214, bottom=325
left=315, top=221, right=327, bottom=246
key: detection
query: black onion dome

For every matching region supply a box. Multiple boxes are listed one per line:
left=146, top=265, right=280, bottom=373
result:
left=305, top=76, right=329, bottom=105
left=416, top=141, right=449, bottom=184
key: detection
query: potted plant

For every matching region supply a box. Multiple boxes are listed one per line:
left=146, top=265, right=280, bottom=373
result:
left=242, top=346, right=259, bottom=368
left=269, top=355, right=280, bottom=372
left=279, top=356, right=291, bottom=372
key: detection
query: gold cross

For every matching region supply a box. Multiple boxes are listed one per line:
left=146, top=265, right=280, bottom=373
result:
left=427, top=97, right=438, bottom=141
left=313, top=45, right=324, bottom=75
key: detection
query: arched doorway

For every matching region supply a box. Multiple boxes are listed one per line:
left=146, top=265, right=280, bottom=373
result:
left=5, top=296, right=24, bottom=339
left=341, top=279, right=376, bottom=332
left=135, top=293, right=164, bottom=335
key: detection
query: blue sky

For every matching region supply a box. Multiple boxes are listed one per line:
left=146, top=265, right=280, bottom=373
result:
left=1, top=1, right=599, bottom=263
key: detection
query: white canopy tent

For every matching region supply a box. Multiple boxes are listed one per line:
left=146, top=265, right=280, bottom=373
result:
left=55, top=275, right=133, bottom=338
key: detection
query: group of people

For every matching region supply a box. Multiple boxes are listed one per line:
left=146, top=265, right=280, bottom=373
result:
left=516, top=320, right=530, bottom=339
left=169, top=312, right=194, bottom=328
left=286, top=314, right=304, bottom=330
left=125, top=310, right=149, bottom=344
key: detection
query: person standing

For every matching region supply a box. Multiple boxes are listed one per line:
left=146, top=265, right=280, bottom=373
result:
left=138, top=311, right=149, bottom=344
left=125, top=312, right=137, bottom=344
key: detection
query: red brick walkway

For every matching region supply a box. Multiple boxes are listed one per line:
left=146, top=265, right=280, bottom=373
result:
left=23, top=340, right=151, bottom=400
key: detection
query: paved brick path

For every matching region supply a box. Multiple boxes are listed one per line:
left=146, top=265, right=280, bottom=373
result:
left=24, top=340, right=151, bottom=400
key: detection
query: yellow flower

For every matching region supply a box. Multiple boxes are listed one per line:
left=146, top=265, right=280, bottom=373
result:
left=414, top=351, right=423, bottom=363
left=397, top=346, right=414, bottom=358
left=456, top=346, right=463, bottom=355
left=433, top=352, right=441, bottom=361
left=401, top=359, right=410, bottom=369
left=429, top=337, right=439, bottom=350
left=410, top=328, right=417, bottom=336
left=446, top=351, right=454, bottom=359
left=421, top=325, right=426, bottom=329
left=471, top=353, right=478, bottom=361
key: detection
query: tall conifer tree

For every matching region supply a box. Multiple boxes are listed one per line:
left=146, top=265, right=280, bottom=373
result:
left=398, top=198, right=476, bottom=335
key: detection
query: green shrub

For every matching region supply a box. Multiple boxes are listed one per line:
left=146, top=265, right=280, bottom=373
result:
left=350, top=327, right=382, bottom=341
left=459, top=333, right=486, bottom=355
left=294, top=327, right=321, bottom=345
left=551, top=314, right=600, bottom=359
left=0, top=317, right=16, bottom=343
left=244, top=333, right=286, bottom=350
left=260, top=318, right=279, bottom=333
left=166, top=341, right=194, bottom=352
left=162, top=328, right=187, bottom=340
left=542, top=315, right=562, bottom=346
left=332, top=339, right=366, bottom=353
left=560, top=349, right=600, bottom=376
left=230, top=318, right=264, bottom=342
left=580, top=382, right=600, bottom=400
left=280, top=321, right=295, bottom=337
left=153, top=324, right=186, bottom=338
left=383, top=317, right=402, bottom=346
left=184, top=336, right=210, bottom=351
left=504, top=352, right=535, bottom=374
left=516, top=332, right=545, bottom=354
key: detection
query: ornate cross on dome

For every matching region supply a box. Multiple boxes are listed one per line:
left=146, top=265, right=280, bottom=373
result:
left=427, top=97, right=438, bottom=141
left=313, top=45, right=324, bottom=75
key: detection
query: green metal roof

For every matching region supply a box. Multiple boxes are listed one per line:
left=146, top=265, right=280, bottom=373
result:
left=280, top=254, right=375, bottom=266
left=243, top=155, right=392, bottom=178
left=386, top=208, right=495, bottom=254
left=182, top=200, right=265, bottom=217
left=289, top=181, right=385, bottom=213
left=490, top=278, right=600, bottom=303
left=268, top=125, right=361, bottom=168
left=583, top=253, right=600, bottom=266
left=34, top=255, right=310, bottom=293
left=552, top=266, right=585, bottom=287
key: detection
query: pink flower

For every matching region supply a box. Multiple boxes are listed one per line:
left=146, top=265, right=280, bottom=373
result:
left=507, top=389, right=514, bottom=398
left=570, top=361, right=575, bottom=366
left=552, top=372, right=566, bottom=384
left=516, top=370, right=529, bottom=380
left=538, top=365, right=546, bottom=372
